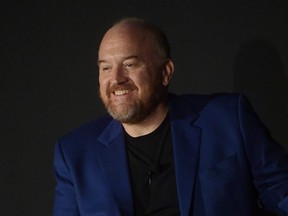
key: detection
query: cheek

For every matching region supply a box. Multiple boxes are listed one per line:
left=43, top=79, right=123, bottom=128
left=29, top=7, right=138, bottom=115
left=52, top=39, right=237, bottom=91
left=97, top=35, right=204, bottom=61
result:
left=135, top=77, right=158, bottom=96
left=99, top=78, right=108, bottom=96
left=133, top=78, right=149, bottom=93
left=131, top=72, right=151, bottom=85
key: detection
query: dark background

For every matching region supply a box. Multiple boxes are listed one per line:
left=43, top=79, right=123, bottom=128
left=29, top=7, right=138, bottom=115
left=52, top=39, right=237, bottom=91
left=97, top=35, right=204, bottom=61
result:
left=1, top=0, right=288, bottom=215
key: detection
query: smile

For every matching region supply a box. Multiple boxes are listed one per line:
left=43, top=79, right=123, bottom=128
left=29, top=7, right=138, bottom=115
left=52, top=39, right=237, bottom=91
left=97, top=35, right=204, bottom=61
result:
left=114, top=90, right=129, bottom=96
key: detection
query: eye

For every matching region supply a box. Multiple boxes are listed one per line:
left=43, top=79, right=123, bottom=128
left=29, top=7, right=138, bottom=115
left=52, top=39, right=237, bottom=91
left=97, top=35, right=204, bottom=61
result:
left=125, top=63, right=133, bottom=68
left=123, top=60, right=139, bottom=70
left=100, top=65, right=111, bottom=72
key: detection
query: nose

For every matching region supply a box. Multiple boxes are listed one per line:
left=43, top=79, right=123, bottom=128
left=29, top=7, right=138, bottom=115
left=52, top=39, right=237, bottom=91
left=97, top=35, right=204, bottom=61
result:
left=110, top=66, right=128, bottom=85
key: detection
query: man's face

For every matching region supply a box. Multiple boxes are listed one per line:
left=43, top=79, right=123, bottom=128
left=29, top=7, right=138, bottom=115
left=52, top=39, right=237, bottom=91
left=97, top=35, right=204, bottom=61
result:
left=98, top=24, right=168, bottom=124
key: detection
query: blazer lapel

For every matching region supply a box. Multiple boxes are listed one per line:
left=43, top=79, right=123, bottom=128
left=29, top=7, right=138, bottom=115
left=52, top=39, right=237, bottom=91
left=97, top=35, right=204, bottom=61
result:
left=95, top=95, right=201, bottom=215
left=170, top=97, right=202, bottom=216
left=97, top=120, right=134, bottom=215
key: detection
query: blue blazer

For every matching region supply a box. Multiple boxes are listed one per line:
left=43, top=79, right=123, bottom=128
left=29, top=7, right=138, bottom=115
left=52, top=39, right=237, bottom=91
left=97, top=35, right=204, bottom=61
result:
left=53, top=94, right=288, bottom=216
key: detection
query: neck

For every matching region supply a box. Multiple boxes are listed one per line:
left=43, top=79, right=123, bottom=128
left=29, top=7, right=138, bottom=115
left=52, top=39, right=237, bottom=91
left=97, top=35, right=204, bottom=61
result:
left=122, top=102, right=169, bottom=137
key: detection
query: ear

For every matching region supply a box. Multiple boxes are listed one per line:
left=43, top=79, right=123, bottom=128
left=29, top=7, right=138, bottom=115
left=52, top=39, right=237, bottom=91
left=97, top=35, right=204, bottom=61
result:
left=162, top=59, right=174, bottom=86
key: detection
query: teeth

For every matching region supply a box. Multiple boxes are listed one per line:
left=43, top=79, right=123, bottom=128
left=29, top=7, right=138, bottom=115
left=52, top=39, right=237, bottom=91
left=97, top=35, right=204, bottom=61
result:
left=114, top=90, right=128, bottom=96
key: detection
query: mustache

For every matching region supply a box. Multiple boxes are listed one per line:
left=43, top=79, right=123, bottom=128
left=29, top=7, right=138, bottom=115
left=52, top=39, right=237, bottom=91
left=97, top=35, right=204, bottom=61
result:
left=106, top=83, right=138, bottom=95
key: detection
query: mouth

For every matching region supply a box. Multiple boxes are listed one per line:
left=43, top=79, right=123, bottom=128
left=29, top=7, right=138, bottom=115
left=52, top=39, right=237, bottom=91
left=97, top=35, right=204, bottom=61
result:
left=107, top=83, right=138, bottom=98
left=114, top=90, right=129, bottom=96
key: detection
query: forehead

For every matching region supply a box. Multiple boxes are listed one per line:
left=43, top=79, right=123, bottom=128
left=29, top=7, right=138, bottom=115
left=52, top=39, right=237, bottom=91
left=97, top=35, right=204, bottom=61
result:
left=98, top=23, right=156, bottom=58
left=102, top=22, right=149, bottom=43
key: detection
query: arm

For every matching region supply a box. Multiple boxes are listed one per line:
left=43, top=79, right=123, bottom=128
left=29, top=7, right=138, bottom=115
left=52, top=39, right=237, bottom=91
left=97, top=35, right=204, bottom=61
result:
left=53, top=141, right=80, bottom=216
left=238, top=94, right=288, bottom=215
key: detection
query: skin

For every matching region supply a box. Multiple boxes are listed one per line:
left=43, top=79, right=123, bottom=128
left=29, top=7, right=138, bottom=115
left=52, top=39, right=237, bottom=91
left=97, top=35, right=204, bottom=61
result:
left=98, top=21, right=174, bottom=137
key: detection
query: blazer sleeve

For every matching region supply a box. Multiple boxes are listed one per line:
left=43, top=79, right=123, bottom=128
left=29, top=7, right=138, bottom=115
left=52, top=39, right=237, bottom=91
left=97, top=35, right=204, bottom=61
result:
left=238, top=94, right=288, bottom=215
left=53, top=140, right=80, bottom=216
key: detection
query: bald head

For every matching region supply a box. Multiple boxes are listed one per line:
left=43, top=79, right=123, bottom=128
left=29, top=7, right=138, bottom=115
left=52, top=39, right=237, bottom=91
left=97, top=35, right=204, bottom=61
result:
left=99, top=18, right=171, bottom=60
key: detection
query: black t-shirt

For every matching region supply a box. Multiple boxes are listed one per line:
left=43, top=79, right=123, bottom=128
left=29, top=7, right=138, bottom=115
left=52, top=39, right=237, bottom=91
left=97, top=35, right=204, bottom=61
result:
left=125, top=115, right=180, bottom=216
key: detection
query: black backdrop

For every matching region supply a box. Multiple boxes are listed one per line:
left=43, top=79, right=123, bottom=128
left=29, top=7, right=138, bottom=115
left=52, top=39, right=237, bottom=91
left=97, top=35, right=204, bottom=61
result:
left=1, top=0, right=288, bottom=215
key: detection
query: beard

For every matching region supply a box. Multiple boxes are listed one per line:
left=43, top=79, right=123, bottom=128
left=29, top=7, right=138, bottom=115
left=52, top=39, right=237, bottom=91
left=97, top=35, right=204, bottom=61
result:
left=100, top=82, right=163, bottom=124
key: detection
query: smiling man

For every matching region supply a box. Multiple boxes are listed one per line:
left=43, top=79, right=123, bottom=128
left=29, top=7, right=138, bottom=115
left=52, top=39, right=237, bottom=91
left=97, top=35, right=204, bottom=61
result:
left=53, top=18, right=288, bottom=216
left=98, top=19, right=173, bottom=135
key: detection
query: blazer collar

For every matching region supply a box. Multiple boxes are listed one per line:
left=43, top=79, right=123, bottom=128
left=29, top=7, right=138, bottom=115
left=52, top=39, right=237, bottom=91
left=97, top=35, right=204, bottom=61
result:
left=96, top=94, right=201, bottom=216
left=97, top=120, right=134, bottom=215
left=98, top=118, right=123, bottom=146
left=169, top=94, right=202, bottom=216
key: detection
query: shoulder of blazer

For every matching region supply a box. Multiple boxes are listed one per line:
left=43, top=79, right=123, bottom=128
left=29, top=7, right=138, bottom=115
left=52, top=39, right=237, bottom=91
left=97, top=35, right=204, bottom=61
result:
left=57, top=114, right=118, bottom=149
left=169, top=92, right=244, bottom=115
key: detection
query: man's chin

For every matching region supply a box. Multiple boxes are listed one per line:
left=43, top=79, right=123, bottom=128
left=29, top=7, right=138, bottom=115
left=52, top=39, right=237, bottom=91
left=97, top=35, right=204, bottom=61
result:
left=104, top=99, right=149, bottom=123
left=107, top=106, right=142, bottom=123
left=109, top=113, right=137, bottom=123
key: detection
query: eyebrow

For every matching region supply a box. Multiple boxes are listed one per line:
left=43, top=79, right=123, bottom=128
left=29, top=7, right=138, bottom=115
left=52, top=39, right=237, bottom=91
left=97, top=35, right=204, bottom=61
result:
left=98, top=55, right=139, bottom=65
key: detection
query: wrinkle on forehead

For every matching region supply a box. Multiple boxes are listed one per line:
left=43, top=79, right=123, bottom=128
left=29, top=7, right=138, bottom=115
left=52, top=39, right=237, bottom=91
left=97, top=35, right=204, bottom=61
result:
left=100, top=23, right=148, bottom=47
left=98, top=20, right=166, bottom=66
left=98, top=23, right=156, bottom=61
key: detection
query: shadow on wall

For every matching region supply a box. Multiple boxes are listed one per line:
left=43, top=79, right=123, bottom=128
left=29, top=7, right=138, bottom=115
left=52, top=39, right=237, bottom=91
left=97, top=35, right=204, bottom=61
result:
left=233, top=38, right=288, bottom=151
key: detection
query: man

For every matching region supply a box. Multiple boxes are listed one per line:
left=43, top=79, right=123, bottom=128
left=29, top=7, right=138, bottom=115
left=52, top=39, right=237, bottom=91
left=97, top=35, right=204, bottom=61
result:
left=53, top=18, right=288, bottom=216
